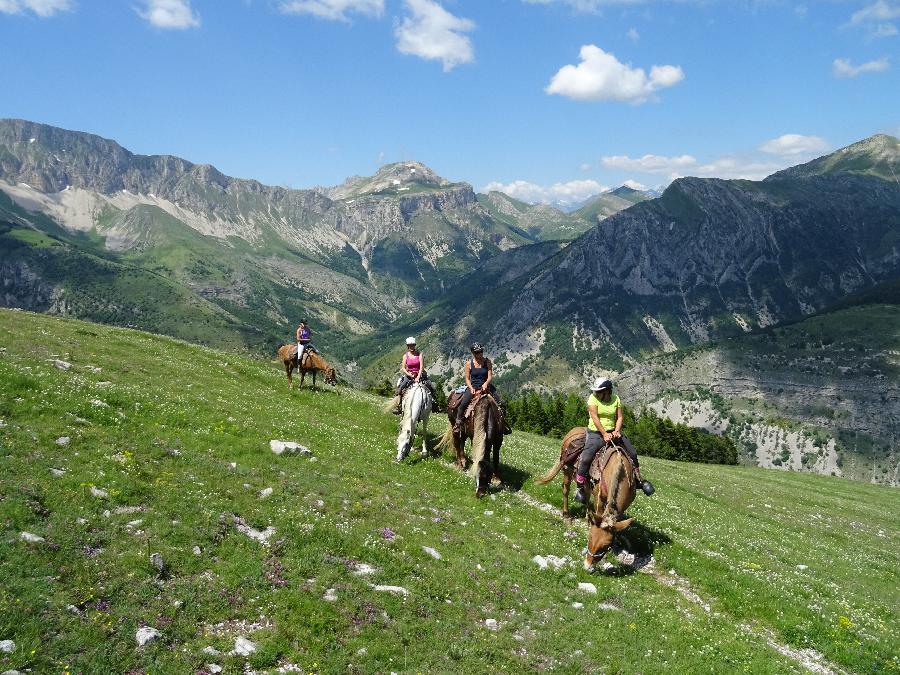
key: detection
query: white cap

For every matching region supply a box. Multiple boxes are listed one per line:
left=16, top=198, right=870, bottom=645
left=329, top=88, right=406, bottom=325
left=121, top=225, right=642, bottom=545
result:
left=591, top=377, right=612, bottom=391
left=406, top=336, right=417, bottom=345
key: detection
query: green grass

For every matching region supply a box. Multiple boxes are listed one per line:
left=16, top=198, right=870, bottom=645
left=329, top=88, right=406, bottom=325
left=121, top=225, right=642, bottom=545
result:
left=0, top=309, right=897, bottom=673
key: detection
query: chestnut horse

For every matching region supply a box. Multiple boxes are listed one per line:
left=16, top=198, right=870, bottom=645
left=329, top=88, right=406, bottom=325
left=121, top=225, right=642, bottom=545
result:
left=536, top=427, right=636, bottom=570
left=276, top=345, right=337, bottom=389
left=436, top=393, right=503, bottom=497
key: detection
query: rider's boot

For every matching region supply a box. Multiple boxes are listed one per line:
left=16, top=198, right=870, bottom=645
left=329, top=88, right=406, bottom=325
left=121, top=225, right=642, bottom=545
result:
left=634, top=467, right=655, bottom=496
left=573, top=476, right=588, bottom=503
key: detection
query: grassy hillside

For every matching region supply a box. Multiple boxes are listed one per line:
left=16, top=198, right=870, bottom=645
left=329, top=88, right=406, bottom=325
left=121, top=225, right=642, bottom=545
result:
left=0, top=310, right=897, bottom=673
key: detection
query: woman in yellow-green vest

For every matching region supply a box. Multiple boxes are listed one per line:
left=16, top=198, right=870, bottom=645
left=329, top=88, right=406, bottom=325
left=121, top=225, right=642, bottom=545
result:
left=574, top=377, right=654, bottom=503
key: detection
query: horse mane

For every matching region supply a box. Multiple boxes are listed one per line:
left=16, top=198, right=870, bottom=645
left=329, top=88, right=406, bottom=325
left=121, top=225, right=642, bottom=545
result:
left=599, top=452, right=626, bottom=528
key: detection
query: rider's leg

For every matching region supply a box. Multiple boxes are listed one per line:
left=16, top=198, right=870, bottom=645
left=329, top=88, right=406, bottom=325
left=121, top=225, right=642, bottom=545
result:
left=297, top=343, right=305, bottom=366
left=620, top=434, right=654, bottom=495
left=574, top=430, right=604, bottom=503
left=454, top=389, right=473, bottom=432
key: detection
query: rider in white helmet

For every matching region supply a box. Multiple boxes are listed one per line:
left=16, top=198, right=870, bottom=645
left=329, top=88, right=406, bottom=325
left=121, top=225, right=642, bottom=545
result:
left=574, top=377, right=654, bottom=503
left=393, top=336, right=437, bottom=414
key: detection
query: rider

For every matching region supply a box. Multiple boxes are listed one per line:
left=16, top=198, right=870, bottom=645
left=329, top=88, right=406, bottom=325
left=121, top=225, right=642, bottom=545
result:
left=393, top=337, right=437, bottom=414
left=453, top=342, right=510, bottom=435
left=574, top=377, right=654, bottom=503
left=296, top=320, right=312, bottom=366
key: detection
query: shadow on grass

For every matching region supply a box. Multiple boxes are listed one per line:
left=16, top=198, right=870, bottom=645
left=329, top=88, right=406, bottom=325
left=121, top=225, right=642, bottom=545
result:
left=600, top=522, right=673, bottom=576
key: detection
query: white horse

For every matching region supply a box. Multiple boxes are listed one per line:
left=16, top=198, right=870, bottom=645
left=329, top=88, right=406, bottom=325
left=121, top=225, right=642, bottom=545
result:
left=395, top=382, right=432, bottom=462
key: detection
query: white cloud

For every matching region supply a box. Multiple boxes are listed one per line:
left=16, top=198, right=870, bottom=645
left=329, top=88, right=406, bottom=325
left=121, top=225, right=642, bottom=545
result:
left=850, top=1, right=900, bottom=25
left=622, top=179, right=647, bottom=190
left=278, top=0, right=383, bottom=21
left=545, top=45, right=684, bottom=104
left=394, top=0, right=475, bottom=72
left=626, top=27, right=640, bottom=42
left=601, top=152, right=784, bottom=181
left=847, top=1, right=899, bottom=38
left=759, top=134, right=830, bottom=157
left=0, top=0, right=72, bottom=16
left=579, top=162, right=593, bottom=172
left=872, top=22, right=898, bottom=37
left=832, top=56, right=890, bottom=77
left=601, top=153, right=697, bottom=175
left=482, top=179, right=609, bottom=207
left=138, top=0, right=200, bottom=29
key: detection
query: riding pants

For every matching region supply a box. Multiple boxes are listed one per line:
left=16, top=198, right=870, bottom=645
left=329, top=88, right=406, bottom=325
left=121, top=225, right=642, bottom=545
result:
left=297, top=340, right=311, bottom=365
left=396, top=373, right=436, bottom=399
left=577, top=430, right=639, bottom=481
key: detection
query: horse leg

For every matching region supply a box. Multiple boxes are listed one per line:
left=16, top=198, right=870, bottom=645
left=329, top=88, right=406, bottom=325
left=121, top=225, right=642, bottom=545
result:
left=421, top=413, right=429, bottom=457
left=285, top=361, right=293, bottom=389
left=492, top=438, right=501, bottom=483
left=562, top=465, right=572, bottom=519
left=312, top=370, right=317, bottom=390
left=299, top=370, right=305, bottom=389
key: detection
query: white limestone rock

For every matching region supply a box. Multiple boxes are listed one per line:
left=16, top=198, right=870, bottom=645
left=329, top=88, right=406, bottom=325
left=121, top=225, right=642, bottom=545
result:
left=269, top=440, right=311, bottom=456
left=135, top=626, right=161, bottom=647
left=19, top=532, right=45, bottom=543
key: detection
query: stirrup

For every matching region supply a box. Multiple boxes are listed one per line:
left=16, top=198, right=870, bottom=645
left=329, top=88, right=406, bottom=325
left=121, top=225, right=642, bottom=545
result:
left=640, top=479, right=655, bottom=496
left=573, top=485, right=587, bottom=503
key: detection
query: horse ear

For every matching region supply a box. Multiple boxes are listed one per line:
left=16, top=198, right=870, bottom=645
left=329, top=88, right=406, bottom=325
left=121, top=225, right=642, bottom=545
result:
left=612, top=517, right=634, bottom=531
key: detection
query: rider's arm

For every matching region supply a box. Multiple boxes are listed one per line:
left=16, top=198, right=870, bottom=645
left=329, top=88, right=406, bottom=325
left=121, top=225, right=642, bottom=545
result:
left=465, top=361, right=474, bottom=393
left=482, top=359, right=493, bottom=390
left=613, top=405, right=623, bottom=437
left=416, top=353, right=424, bottom=381
left=589, top=404, right=612, bottom=441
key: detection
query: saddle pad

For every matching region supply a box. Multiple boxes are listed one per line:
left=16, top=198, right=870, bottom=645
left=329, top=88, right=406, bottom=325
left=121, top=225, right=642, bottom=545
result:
left=561, top=429, right=587, bottom=466
left=589, top=444, right=637, bottom=483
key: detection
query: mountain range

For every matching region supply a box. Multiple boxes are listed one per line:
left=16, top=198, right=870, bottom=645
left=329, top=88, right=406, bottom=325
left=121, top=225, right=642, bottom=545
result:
left=1, top=119, right=898, bottom=483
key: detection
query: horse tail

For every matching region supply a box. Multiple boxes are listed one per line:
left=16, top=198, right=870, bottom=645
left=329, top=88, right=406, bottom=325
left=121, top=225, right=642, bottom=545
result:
left=534, top=459, right=564, bottom=485
left=435, top=426, right=454, bottom=453
left=383, top=395, right=400, bottom=414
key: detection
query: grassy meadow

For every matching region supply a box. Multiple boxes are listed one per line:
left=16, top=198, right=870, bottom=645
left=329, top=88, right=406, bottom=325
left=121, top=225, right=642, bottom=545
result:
left=0, top=309, right=897, bottom=674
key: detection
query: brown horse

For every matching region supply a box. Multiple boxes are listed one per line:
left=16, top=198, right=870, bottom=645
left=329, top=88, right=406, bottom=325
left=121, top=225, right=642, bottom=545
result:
left=436, top=393, right=503, bottom=497
left=536, top=427, right=635, bottom=570
left=276, top=345, right=337, bottom=389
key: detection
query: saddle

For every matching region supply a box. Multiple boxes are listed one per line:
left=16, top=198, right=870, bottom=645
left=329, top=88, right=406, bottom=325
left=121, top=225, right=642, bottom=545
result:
left=562, top=429, right=636, bottom=481
left=292, top=344, right=317, bottom=367
left=448, top=391, right=497, bottom=422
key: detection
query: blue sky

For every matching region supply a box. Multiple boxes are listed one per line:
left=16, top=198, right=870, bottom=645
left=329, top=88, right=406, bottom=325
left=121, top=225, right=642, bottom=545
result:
left=1, top=0, right=898, bottom=206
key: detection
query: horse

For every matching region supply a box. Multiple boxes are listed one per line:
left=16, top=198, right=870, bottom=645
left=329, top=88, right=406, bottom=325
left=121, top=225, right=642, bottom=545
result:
left=436, top=392, right=503, bottom=497
left=392, top=381, right=432, bottom=462
left=535, top=427, right=636, bottom=570
left=276, top=345, right=337, bottom=389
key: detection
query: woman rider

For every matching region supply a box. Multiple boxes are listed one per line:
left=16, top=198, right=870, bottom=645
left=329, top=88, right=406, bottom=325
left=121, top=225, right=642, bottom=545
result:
left=393, top=337, right=437, bottom=413
left=296, top=320, right=312, bottom=366
left=454, top=342, right=510, bottom=434
left=574, top=377, right=654, bottom=503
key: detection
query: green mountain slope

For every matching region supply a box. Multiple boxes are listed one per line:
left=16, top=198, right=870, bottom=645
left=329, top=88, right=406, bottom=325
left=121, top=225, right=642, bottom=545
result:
left=769, top=133, right=900, bottom=182
left=0, top=310, right=896, bottom=673
left=476, top=191, right=590, bottom=241
left=571, top=185, right=651, bottom=225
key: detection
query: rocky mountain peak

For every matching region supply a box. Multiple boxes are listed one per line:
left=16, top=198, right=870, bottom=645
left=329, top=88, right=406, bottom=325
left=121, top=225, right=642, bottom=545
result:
left=767, top=133, right=899, bottom=182
left=327, top=161, right=453, bottom=199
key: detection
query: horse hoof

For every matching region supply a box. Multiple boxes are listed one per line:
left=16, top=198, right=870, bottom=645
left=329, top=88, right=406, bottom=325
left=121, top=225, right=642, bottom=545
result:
left=475, top=489, right=486, bottom=498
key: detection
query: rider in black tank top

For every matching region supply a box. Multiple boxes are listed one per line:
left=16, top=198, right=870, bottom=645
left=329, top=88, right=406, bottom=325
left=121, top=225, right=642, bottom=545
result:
left=454, top=342, right=509, bottom=434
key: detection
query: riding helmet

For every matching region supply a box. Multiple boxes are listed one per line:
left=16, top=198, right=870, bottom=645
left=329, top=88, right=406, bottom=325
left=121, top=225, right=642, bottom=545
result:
left=591, top=377, right=613, bottom=391
left=406, top=336, right=416, bottom=345
left=470, top=342, right=484, bottom=353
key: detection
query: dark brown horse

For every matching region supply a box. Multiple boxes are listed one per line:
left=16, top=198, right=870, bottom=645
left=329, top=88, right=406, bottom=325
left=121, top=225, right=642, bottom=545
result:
left=536, top=427, right=635, bottom=570
left=436, top=393, right=503, bottom=497
left=276, top=345, right=337, bottom=389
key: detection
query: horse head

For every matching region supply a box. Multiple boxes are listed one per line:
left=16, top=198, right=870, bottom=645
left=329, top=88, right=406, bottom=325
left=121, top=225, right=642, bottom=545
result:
left=584, top=512, right=634, bottom=571
left=325, top=367, right=337, bottom=385
left=582, top=451, right=636, bottom=571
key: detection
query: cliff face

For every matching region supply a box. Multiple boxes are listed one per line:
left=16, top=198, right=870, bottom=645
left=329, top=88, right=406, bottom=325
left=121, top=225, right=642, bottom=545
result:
left=447, top=167, right=900, bottom=372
